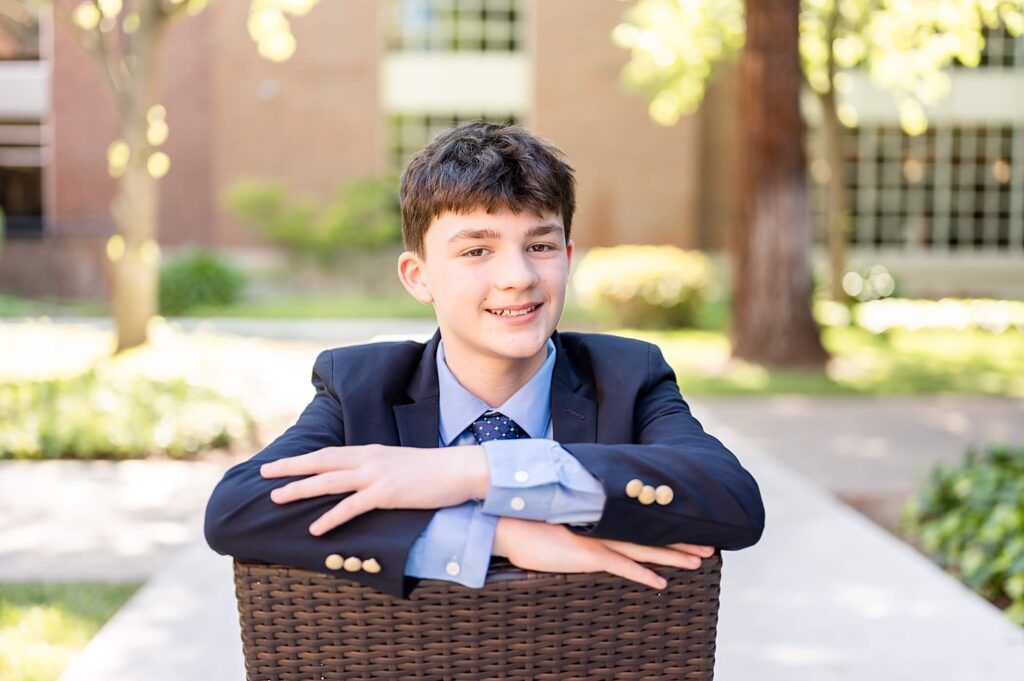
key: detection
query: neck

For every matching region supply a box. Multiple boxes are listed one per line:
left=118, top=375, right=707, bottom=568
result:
left=442, top=341, right=547, bottom=409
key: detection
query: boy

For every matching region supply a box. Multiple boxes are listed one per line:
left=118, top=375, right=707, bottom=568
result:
left=204, top=122, right=765, bottom=599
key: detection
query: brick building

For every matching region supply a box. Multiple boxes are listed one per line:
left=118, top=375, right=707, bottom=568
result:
left=0, top=0, right=1022, bottom=299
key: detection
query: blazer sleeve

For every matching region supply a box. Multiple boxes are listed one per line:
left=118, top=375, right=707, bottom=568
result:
left=561, top=344, right=765, bottom=550
left=203, top=349, right=435, bottom=599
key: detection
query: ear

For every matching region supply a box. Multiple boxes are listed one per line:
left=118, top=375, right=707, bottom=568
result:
left=565, top=237, right=574, bottom=272
left=397, top=250, right=434, bottom=304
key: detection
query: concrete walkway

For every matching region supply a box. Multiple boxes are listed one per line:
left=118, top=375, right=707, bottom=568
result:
left=0, top=460, right=231, bottom=582
left=697, top=395, right=1024, bottom=533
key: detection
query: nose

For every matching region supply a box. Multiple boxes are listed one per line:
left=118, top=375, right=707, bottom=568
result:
left=494, top=249, right=540, bottom=290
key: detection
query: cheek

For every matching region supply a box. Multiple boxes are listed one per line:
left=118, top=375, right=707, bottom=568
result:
left=541, top=266, right=569, bottom=294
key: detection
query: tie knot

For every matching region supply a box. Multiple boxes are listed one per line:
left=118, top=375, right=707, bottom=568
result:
left=469, top=411, right=528, bottom=443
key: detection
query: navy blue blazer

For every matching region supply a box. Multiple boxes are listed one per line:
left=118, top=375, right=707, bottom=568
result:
left=204, top=329, right=765, bottom=599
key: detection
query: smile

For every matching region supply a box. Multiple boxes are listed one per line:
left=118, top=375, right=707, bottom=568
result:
left=487, top=304, right=540, bottom=317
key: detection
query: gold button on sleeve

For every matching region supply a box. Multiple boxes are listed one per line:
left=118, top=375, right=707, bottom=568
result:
left=655, top=485, right=674, bottom=505
left=625, top=479, right=644, bottom=498
left=638, top=485, right=656, bottom=505
left=362, top=558, right=381, bottom=574
left=343, top=556, right=362, bottom=572
left=324, top=553, right=344, bottom=571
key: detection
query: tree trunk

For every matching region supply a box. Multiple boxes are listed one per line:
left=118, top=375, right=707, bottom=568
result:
left=111, top=133, right=159, bottom=352
left=111, top=3, right=164, bottom=353
left=730, top=0, right=829, bottom=367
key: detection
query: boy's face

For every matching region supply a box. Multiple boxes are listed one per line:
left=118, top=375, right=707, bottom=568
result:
left=398, top=207, right=573, bottom=370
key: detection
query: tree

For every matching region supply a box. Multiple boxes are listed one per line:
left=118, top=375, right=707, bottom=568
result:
left=732, top=0, right=830, bottom=366
left=23, top=0, right=319, bottom=352
left=612, top=0, right=1024, bottom=364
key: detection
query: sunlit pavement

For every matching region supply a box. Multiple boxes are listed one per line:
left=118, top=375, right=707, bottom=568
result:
left=697, top=405, right=1024, bottom=680
left=696, top=395, right=1024, bottom=533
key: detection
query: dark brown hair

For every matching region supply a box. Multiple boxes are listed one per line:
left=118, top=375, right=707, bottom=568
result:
left=399, top=121, right=576, bottom=257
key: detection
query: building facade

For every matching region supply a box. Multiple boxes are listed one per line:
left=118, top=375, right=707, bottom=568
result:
left=0, top=0, right=1021, bottom=299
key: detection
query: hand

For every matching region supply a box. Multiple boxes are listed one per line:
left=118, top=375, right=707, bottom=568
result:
left=259, top=444, right=489, bottom=536
left=492, top=517, right=715, bottom=590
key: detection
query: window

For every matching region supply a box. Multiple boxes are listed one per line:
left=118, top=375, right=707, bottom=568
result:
left=0, top=120, right=45, bottom=235
left=386, top=0, right=522, bottom=52
left=810, top=124, right=1024, bottom=252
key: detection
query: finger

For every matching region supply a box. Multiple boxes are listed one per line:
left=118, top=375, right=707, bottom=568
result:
left=260, top=448, right=352, bottom=478
left=596, top=545, right=668, bottom=590
left=309, top=489, right=379, bottom=536
left=667, top=542, right=716, bottom=557
left=270, top=470, right=364, bottom=504
left=601, top=539, right=702, bottom=569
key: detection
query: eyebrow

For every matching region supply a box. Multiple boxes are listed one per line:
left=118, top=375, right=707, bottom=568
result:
left=447, top=223, right=564, bottom=244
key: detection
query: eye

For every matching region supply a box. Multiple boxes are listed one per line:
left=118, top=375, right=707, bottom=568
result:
left=528, top=243, right=556, bottom=252
left=463, top=247, right=489, bottom=257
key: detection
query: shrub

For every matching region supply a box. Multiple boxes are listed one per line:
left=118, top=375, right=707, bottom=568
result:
left=0, top=367, right=255, bottom=460
left=223, top=176, right=401, bottom=268
left=571, top=245, right=715, bottom=329
left=900, top=443, right=1024, bottom=625
left=159, top=249, right=247, bottom=315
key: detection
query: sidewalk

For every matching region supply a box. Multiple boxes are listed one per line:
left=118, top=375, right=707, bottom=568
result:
left=697, top=395, right=1024, bottom=533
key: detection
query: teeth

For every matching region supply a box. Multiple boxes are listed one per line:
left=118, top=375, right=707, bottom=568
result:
left=489, top=305, right=537, bottom=317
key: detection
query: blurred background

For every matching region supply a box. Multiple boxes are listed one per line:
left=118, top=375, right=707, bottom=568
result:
left=1, top=1, right=1023, bottom=680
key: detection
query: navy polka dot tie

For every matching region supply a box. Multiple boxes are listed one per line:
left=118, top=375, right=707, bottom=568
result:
left=469, top=411, right=528, bottom=443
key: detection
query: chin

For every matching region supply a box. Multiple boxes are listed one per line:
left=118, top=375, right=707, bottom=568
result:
left=495, top=332, right=551, bottom=359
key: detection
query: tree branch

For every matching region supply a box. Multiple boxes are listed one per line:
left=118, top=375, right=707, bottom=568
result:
left=51, top=1, right=127, bottom=111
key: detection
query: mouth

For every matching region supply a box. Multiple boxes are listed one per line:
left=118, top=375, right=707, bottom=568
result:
left=486, top=303, right=542, bottom=318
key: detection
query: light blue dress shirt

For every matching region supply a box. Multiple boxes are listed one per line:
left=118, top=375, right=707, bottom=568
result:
left=403, top=338, right=607, bottom=587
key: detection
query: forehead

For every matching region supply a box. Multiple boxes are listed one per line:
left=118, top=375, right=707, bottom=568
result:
left=426, top=207, right=562, bottom=241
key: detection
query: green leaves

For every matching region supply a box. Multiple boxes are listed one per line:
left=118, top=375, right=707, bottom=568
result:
left=158, top=250, right=248, bottom=316
left=613, top=0, right=744, bottom=125
left=222, top=177, right=401, bottom=269
left=615, top=0, right=1024, bottom=134
left=571, top=245, right=717, bottom=329
left=902, top=443, right=1024, bottom=625
left=0, top=369, right=254, bottom=460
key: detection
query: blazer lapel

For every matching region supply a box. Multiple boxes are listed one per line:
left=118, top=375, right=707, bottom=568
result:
left=392, top=329, right=598, bottom=447
left=393, top=328, right=442, bottom=449
left=550, top=331, right=598, bottom=444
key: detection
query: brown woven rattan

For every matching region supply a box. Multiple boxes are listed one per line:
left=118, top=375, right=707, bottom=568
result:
left=233, top=553, right=722, bottom=680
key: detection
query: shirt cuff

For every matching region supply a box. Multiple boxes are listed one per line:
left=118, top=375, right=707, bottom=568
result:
left=480, top=439, right=606, bottom=524
left=403, top=501, right=498, bottom=588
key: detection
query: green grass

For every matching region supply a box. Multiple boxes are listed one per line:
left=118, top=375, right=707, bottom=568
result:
left=0, top=291, right=607, bottom=324
left=0, top=294, right=107, bottom=318
left=0, top=582, right=142, bottom=681
left=187, top=293, right=437, bottom=318
left=623, top=326, right=1024, bottom=396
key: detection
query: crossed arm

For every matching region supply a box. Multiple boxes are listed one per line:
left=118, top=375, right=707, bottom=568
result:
left=204, top=346, right=764, bottom=598
left=260, top=442, right=715, bottom=590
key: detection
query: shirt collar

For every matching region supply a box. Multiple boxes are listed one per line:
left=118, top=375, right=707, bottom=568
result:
left=436, top=337, right=556, bottom=445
